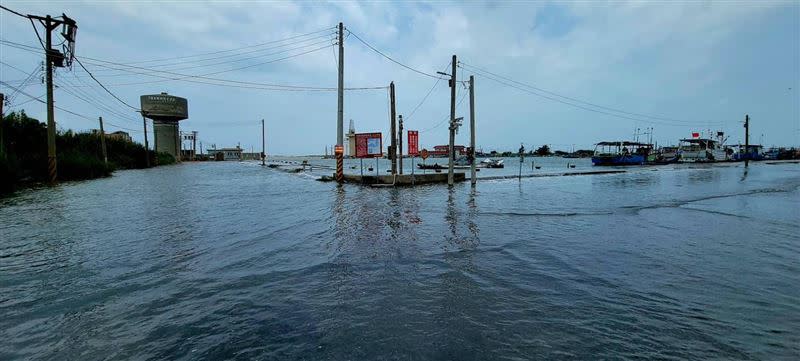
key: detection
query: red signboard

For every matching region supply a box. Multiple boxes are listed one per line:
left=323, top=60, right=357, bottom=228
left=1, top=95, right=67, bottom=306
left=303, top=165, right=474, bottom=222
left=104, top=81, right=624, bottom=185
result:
left=355, top=132, right=383, bottom=158
left=407, top=130, right=419, bottom=156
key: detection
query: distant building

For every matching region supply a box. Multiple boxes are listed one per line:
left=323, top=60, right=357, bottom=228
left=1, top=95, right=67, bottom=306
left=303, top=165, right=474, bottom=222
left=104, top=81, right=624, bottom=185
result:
left=107, top=131, right=132, bottom=142
left=430, top=145, right=466, bottom=157
left=207, top=146, right=242, bottom=161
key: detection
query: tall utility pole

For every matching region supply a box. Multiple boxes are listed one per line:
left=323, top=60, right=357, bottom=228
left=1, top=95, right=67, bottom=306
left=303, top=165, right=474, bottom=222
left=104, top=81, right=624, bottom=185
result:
left=335, top=22, right=345, bottom=182
left=448, top=55, right=457, bottom=186
left=389, top=82, right=397, bottom=175
left=23, top=13, right=76, bottom=182
left=744, top=114, right=750, bottom=167
left=261, top=118, right=266, bottom=166
left=469, top=75, right=476, bottom=185
left=44, top=16, right=58, bottom=183
left=98, top=117, right=107, bottom=166
left=141, top=112, right=150, bottom=167
left=398, top=114, right=403, bottom=175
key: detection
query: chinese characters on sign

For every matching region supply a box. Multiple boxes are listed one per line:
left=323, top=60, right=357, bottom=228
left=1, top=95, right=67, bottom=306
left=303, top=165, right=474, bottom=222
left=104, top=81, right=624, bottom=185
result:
left=355, top=133, right=383, bottom=158
left=407, top=130, right=419, bottom=156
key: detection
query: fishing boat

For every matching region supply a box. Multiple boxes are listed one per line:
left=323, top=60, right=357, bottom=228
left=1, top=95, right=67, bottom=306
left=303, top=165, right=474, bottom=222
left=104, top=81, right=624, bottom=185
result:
left=677, top=136, right=729, bottom=163
left=654, top=146, right=679, bottom=163
left=732, top=144, right=764, bottom=161
left=591, top=141, right=652, bottom=166
left=480, top=158, right=504, bottom=168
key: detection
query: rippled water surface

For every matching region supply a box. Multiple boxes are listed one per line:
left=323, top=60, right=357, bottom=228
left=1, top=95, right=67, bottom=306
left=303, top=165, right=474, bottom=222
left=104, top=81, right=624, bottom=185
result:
left=1, top=160, right=799, bottom=360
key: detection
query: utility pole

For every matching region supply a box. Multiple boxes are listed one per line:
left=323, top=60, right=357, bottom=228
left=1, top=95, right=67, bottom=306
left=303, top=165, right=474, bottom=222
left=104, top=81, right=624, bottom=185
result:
left=448, top=54, right=457, bottom=186
left=744, top=114, right=750, bottom=167
left=398, top=114, right=403, bottom=175
left=335, top=22, right=345, bottom=182
left=23, top=13, right=76, bottom=182
left=192, top=130, right=197, bottom=161
left=389, top=81, right=397, bottom=175
left=99, top=117, right=107, bottom=166
left=141, top=112, right=150, bottom=167
left=261, top=118, right=266, bottom=166
left=44, top=16, right=57, bottom=183
left=469, top=75, right=476, bottom=185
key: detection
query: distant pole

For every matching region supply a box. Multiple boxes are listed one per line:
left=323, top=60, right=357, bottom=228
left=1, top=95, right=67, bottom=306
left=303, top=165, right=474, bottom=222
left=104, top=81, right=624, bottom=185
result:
left=99, top=117, right=108, bottom=166
left=389, top=82, right=397, bottom=175
left=141, top=113, right=150, bottom=167
left=448, top=54, right=457, bottom=186
left=398, top=114, right=403, bottom=175
left=336, top=22, right=345, bottom=183
left=469, top=75, right=476, bottom=185
left=744, top=114, right=750, bottom=167
left=261, top=119, right=266, bottom=166
left=518, top=143, right=525, bottom=182
left=192, top=131, right=197, bottom=161
left=45, top=16, right=58, bottom=183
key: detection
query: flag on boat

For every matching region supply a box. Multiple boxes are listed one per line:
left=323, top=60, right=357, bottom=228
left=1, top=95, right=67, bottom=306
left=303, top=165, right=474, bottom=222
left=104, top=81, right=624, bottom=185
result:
left=692, top=132, right=700, bottom=138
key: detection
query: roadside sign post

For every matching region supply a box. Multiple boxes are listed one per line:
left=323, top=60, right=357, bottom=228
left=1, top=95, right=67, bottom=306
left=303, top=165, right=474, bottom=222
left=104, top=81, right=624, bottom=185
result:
left=420, top=148, right=429, bottom=175
left=355, top=132, right=383, bottom=179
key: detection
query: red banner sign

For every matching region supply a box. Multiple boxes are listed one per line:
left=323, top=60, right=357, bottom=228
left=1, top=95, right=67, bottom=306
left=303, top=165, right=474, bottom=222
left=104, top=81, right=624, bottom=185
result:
left=407, top=130, right=419, bottom=156
left=355, top=133, right=383, bottom=158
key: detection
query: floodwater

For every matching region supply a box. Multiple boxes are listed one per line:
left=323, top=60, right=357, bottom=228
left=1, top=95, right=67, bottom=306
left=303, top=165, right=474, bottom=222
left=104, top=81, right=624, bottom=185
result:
left=1, top=159, right=798, bottom=360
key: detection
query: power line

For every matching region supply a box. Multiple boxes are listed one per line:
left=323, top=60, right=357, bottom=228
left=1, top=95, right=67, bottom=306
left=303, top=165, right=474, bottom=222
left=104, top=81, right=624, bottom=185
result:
left=0, top=5, right=27, bottom=18
left=77, top=33, right=337, bottom=77
left=77, top=44, right=335, bottom=89
left=405, top=61, right=450, bottom=122
left=0, top=80, right=141, bottom=132
left=346, top=29, right=445, bottom=80
left=421, top=90, right=468, bottom=133
left=74, top=57, right=139, bottom=110
left=1, top=39, right=387, bottom=91
left=463, top=64, right=724, bottom=127
left=460, top=62, right=722, bottom=126
left=115, top=26, right=336, bottom=65
left=55, top=78, right=139, bottom=123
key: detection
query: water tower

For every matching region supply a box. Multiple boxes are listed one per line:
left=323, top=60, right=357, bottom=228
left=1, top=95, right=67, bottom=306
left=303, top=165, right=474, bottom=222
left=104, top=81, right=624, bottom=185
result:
left=140, top=92, right=188, bottom=159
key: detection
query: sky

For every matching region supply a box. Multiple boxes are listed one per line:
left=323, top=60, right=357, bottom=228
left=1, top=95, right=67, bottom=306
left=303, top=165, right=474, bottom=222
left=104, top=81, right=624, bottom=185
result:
left=1, top=0, right=798, bottom=155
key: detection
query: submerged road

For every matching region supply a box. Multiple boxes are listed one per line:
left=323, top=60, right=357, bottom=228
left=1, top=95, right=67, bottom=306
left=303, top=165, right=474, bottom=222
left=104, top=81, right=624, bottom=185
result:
left=1, top=160, right=798, bottom=360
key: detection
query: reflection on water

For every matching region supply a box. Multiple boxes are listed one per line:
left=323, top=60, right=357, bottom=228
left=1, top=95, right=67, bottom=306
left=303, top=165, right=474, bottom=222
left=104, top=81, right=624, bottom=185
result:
left=1, top=161, right=799, bottom=360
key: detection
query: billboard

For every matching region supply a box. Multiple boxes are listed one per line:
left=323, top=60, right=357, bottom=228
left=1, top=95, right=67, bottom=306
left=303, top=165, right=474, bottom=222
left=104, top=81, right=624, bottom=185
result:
left=355, top=133, right=382, bottom=158
left=407, top=130, right=419, bottom=156
left=140, top=94, right=188, bottom=121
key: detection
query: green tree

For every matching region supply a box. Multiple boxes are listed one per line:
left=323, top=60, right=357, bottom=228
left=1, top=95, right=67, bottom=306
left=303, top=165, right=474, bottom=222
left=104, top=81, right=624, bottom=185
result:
left=535, top=145, right=552, bottom=156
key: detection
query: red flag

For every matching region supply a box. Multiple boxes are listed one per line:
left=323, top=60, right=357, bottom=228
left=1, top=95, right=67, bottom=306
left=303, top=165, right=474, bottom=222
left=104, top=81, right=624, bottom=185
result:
left=692, top=132, right=700, bottom=138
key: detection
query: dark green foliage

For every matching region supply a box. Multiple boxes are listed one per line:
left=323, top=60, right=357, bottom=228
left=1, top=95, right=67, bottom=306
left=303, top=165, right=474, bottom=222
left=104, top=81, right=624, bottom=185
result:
left=535, top=145, right=552, bottom=156
left=0, top=110, right=172, bottom=195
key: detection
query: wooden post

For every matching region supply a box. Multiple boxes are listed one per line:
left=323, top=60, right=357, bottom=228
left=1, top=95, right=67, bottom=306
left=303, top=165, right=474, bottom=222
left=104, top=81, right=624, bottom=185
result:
left=448, top=55, right=457, bottom=186
left=398, top=114, right=403, bottom=175
left=744, top=114, right=750, bottom=167
left=192, top=131, right=197, bottom=161
left=389, top=82, right=397, bottom=175
left=261, top=119, right=266, bottom=166
left=99, top=117, right=107, bottom=166
left=469, top=75, right=476, bottom=185
left=45, top=16, right=58, bottom=183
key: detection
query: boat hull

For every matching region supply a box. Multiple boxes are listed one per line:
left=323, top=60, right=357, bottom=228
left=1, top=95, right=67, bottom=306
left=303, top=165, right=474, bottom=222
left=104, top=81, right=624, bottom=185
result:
left=678, top=149, right=728, bottom=163
left=591, top=155, right=645, bottom=166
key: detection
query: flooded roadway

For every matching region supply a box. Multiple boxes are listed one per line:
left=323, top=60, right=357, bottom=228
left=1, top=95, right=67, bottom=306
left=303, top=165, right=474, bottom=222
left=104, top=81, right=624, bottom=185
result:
left=1, top=160, right=798, bottom=360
